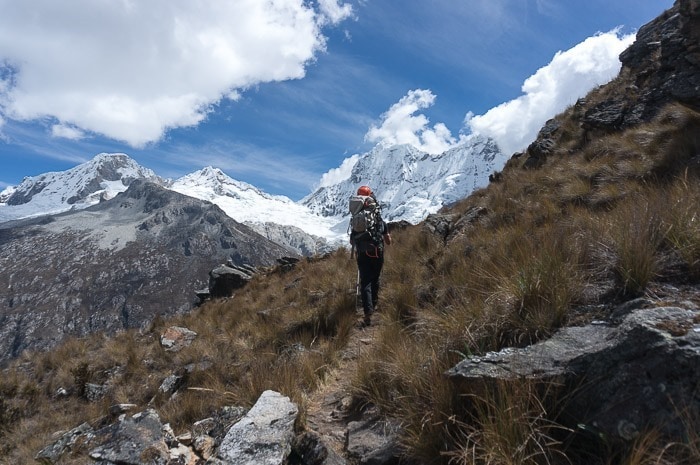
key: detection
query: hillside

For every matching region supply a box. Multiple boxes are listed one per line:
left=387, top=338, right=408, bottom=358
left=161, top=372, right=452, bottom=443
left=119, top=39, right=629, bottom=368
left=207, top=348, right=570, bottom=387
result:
left=0, top=180, right=292, bottom=365
left=1, top=1, right=699, bottom=464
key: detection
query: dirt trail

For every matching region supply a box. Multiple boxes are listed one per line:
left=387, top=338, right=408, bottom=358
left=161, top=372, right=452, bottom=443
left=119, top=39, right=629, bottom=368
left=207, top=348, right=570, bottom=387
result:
left=304, top=311, right=383, bottom=457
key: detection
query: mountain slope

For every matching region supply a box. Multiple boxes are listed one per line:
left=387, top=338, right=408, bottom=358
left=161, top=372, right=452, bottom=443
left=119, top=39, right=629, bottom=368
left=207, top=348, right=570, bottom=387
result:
left=0, top=180, right=291, bottom=365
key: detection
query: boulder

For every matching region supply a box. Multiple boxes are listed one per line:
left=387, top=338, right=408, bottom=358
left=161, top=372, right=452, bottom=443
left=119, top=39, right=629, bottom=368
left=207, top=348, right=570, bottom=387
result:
left=88, top=409, right=171, bottom=464
left=208, top=264, right=255, bottom=298
left=346, top=418, right=402, bottom=465
left=447, top=303, right=700, bottom=443
left=217, top=390, right=299, bottom=464
left=35, top=423, right=95, bottom=464
left=293, top=430, right=347, bottom=465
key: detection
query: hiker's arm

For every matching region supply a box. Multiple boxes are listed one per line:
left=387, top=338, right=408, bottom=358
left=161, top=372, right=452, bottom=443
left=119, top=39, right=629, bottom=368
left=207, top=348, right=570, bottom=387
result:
left=382, top=221, right=392, bottom=245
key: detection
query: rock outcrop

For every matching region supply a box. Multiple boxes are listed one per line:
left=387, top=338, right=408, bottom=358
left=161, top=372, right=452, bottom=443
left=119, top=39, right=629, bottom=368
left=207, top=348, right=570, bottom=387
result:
left=447, top=298, right=700, bottom=444
left=519, top=0, right=699, bottom=166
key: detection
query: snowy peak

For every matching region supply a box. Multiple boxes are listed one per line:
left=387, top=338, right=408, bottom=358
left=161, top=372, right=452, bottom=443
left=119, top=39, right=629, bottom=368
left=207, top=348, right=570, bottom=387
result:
left=302, top=135, right=506, bottom=224
left=171, top=167, right=340, bottom=241
left=173, top=166, right=272, bottom=200
left=0, top=153, right=164, bottom=222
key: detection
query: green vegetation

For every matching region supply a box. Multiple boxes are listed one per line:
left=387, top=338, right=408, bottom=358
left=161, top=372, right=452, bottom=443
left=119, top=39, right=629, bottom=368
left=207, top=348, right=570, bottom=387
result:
left=1, top=104, right=700, bottom=464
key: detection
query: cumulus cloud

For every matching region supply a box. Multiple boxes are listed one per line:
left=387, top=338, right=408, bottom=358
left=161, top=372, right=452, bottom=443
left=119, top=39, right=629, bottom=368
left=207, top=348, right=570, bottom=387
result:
left=466, top=30, right=635, bottom=155
left=51, top=123, right=84, bottom=141
left=318, top=153, right=361, bottom=187
left=365, top=89, right=464, bottom=154
left=0, top=0, right=352, bottom=147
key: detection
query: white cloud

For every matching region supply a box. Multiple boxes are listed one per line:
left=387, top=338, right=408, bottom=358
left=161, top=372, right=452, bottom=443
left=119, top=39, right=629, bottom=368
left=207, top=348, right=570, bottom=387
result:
left=0, top=0, right=352, bottom=147
left=365, top=89, right=464, bottom=154
left=318, top=0, right=355, bottom=25
left=467, top=30, right=635, bottom=155
left=318, top=153, right=361, bottom=187
left=51, top=123, right=84, bottom=140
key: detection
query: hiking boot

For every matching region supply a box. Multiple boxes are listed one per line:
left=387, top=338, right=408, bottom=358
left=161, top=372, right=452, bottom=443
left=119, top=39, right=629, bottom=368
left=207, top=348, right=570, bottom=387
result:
left=362, top=314, right=371, bottom=327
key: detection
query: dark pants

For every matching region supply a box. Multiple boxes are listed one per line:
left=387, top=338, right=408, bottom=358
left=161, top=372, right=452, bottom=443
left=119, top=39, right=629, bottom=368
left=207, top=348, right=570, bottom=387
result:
left=357, top=251, right=384, bottom=317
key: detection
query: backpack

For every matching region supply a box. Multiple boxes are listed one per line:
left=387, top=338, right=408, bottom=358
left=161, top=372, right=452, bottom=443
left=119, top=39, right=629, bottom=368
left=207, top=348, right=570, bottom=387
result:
left=348, top=195, right=379, bottom=238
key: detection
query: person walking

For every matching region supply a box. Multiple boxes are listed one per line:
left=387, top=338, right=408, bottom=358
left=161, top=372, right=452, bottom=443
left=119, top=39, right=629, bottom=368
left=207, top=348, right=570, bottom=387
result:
left=349, top=185, right=392, bottom=326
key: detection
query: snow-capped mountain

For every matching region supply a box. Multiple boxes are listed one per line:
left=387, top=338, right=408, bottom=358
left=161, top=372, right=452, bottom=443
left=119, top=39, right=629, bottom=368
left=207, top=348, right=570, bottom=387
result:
left=170, top=167, right=339, bottom=252
left=0, top=153, right=164, bottom=223
left=302, top=134, right=507, bottom=224
left=0, top=136, right=507, bottom=250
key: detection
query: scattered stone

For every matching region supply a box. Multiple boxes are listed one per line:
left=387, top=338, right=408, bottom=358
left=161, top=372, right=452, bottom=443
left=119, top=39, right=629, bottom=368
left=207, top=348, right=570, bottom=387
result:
left=109, top=403, right=138, bottom=415
left=160, top=326, right=197, bottom=352
left=158, top=373, right=186, bottom=395
left=208, top=264, right=255, bottom=298
left=84, top=383, right=108, bottom=402
left=346, top=418, right=402, bottom=465
left=89, top=409, right=171, bottom=464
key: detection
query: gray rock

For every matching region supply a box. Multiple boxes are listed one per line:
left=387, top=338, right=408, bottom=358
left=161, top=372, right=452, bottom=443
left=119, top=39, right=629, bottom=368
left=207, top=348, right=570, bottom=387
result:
left=346, top=418, right=402, bottom=465
left=447, top=304, right=700, bottom=443
left=89, top=409, right=171, bottom=464
left=35, top=422, right=95, bottom=465
left=208, top=264, right=254, bottom=298
left=160, top=326, right=198, bottom=352
left=217, top=390, right=299, bottom=465
left=84, top=382, right=109, bottom=402
left=293, top=430, right=347, bottom=465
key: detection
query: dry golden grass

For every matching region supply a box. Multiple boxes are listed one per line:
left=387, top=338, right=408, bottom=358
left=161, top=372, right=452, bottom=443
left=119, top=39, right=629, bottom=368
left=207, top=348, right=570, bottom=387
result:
left=444, top=380, right=572, bottom=465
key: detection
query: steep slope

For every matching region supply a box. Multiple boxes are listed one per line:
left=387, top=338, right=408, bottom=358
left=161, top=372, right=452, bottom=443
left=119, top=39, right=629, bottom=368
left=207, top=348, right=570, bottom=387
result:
left=0, top=153, right=164, bottom=222
left=302, top=135, right=506, bottom=224
left=0, top=180, right=291, bottom=365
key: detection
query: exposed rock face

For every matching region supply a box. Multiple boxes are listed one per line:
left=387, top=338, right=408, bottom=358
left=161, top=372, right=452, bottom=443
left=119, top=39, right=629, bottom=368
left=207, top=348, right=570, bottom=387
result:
left=520, top=0, right=699, bottom=165
left=611, top=0, right=700, bottom=125
left=580, top=0, right=700, bottom=133
left=0, top=181, right=293, bottom=364
left=447, top=301, right=700, bottom=444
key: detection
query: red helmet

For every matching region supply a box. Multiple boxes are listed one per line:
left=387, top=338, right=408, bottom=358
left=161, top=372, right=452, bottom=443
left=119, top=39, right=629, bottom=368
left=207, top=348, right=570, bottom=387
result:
left=357, top=185, right=372, bottom=196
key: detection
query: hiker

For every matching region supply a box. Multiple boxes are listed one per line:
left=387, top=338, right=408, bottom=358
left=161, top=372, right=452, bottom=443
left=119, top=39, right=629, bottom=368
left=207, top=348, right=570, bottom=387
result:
left=349, top=185, right=392, bottom=326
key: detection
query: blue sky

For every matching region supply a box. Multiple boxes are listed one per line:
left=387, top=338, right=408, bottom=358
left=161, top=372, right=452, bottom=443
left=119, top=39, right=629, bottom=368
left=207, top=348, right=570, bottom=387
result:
left=0, top=0, right=674, bottom=200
